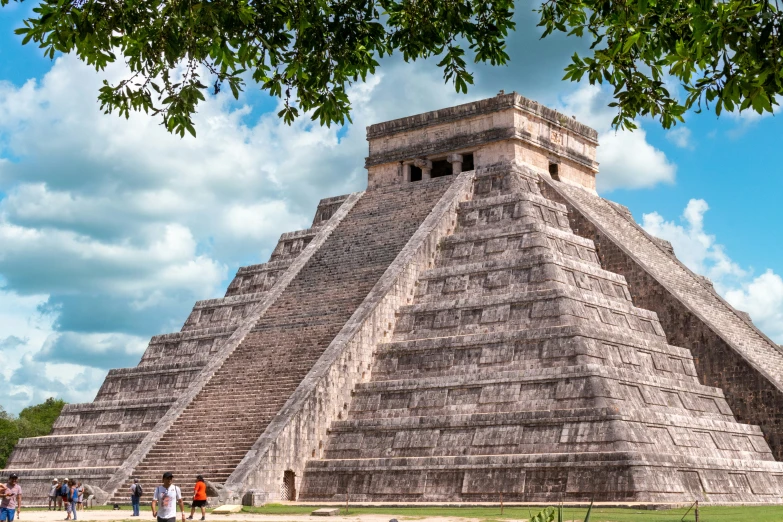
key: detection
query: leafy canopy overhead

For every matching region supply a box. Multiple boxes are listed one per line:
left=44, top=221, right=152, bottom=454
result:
left=540, top=0, right=783, bottom=130
left=1, top=0, right=780, bottom=135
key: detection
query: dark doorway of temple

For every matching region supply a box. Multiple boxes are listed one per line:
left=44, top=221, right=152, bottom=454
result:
left=549, top=162, right=560, bottom=181
left=462, top=153, right=474, bottom=171
left=282, top=470, right=296, bottom=500
left=431, top=159, right=452, bottom=178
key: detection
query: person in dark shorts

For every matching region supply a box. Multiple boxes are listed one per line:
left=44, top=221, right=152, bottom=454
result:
left=59, top=479, right=70, bottom=512
left=186, top=476, right=207, bottom=521
left=152, top=472, right=185, bottom=522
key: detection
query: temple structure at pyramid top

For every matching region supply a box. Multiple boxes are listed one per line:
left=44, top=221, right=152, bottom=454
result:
left=6, top=92, right=783, bottom=505
left=364, top=92, right=599, bottom=191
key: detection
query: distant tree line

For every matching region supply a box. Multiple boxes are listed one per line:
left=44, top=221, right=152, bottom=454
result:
left=0, top=398, right=66, bottom=468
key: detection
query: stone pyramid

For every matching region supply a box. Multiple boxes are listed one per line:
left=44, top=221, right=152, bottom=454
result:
left=6, top=93, right=783, bottom=505
left=300, top=162, right=783, bottom=502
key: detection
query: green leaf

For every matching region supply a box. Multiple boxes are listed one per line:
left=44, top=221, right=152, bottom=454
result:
left=623, top=32, right=641, bottom=53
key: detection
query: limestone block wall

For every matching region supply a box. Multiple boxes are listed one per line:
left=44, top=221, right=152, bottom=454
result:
left=540, top=175, right=783, bottom=460
left=366, top=93, right=598, bottom=191
left=94, top=362, right=206, bottom=401
left=138, top=326, right=236, bottom=366
left=182, top=292, right=270, bottom=331
left=226, top=260, right=292, bottom=297
left=50, top=398, right=174, bottom=435
left=3, top=193, right=358, bottom=505
left=370, top=325, right=697, bottom=382
left=270, top=229, right=318, bottom=261
left=99, top=192, right=364, bottom=503
left=8, top=432, right=146, bottom=468
left=218, top=171, right=475, bottom=505
left=311, top=195, right=350, bottom=226
left=11, top=468, right=115, bottom=502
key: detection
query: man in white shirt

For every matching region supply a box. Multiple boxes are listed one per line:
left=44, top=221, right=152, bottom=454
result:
left=151, top=473, right=185, bottom=522
left=48, top=480, right=58, bottom=511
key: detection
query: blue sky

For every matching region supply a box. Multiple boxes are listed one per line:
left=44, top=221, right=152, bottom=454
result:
left=0, top=3, right=781, bottom=414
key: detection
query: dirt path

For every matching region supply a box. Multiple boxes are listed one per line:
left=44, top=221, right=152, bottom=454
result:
left=16, top=511, right=490, bottom=522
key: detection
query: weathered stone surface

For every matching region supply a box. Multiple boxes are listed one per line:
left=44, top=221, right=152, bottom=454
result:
left=2, top=194, right=357, bottom=505
left=299, top=162, right=783, bottom=503
left=6, top=92, right=783, bottom=505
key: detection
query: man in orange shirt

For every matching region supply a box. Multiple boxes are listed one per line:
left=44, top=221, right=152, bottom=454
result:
left=186, top=476, right=207, bottom=521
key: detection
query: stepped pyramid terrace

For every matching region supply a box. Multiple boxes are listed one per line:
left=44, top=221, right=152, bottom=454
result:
left=7, top=92, right=783, bottom=504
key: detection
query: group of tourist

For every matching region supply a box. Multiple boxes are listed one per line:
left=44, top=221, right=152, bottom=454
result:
left=0, top=471, right=206, bottom=522
left=134, top=473, right=208, bottom=522
left=0, top=474, right=22, bottom=522
left=47, top=478, right=88, bottom=519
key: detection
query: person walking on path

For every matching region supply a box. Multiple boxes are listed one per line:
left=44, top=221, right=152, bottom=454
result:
left=151, top=473, right=185, bottom=522
left=0, top=473, right=22, bottom=522
left=186, top=476, right=207, bottom=521
left=48, top=480, right=58, bottom=511
left=130, top=479, right=142, bottom=517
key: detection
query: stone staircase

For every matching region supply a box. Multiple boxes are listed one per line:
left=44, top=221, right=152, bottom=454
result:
left=299, top=164, right=783, bottom=503
left=1, top=194, right=351, bottom=505
left=106, top=177, right=455, bottom=503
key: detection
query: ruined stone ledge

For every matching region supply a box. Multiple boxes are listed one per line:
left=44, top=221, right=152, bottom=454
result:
left=459, top=191, right=569, bottom=215
left=304, top=451, right=783, bottom=473
left=398, top=286, right=658, bottom=322
left=366, top=93, right=598, bottom=143
left=328, top=408, right=764, bottom=437
left=0, top=466, right=117, bottom=474
left=420, top=251, right=627, bottom=285
left=61, top=397, right=175, bottom=413
left=376, top=325, right=691, bottom=360
left=278, top=228, right=318, bottom=241
left=192, top=291, right=268, bottom=309
left=352, top=363, right=727, bottom=398
left=105, top=361, right=206, bottom=377
left=312, top=194, right=351, bottom=226
left=146, top=325, right=236, bottom=349
left=444, top=221, right=597, bottom=249
left=235, top=259, right=293, bottom=276
left=366, top=128, right=598, bottom=173
left=13, top=431, right=148, bottom=447
left=301, top=454, right=783, bottom=503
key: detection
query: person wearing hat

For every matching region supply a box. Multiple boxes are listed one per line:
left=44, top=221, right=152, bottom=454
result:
left=0, top=473, right=22, bottom=522
left=186, top=476, right=207, bottom=521
left=48, top=479, right=59, bottom=511
left=59, top=479, right=70, bottom=513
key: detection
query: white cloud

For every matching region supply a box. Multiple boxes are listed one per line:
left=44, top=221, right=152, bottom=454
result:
left=724, top=271, right=783, bottom=342
left=0, top=39, right=699, bottom=414
left=724, top=108, right=773, bottom=138
left=558, top=84, right=676, bottom=192
left=666, top=127, right=693, bottom=149
left=0, top=53, right=481, bottom=413
left=642, top=199, right=783, bottom=343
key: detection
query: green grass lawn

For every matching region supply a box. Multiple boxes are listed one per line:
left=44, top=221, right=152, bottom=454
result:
left=243, top=503, right=783, bottom=521
left=26, top=502, right=783, bottom=521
